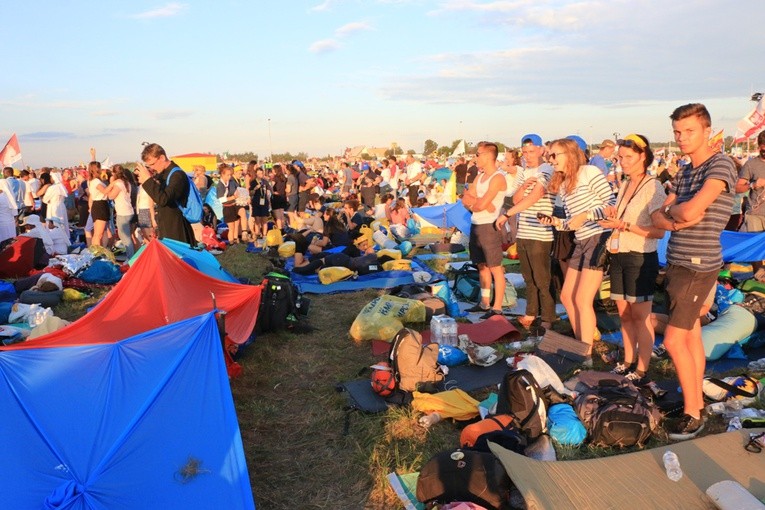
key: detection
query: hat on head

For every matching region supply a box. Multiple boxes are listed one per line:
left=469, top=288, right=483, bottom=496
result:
left=292, top=160, right=305, bottom=170
left=566, top=135, right=588, bottom=152
left=20, top=214, right=42, bottom=227
left=521, top=134, right=543, bottom=147
left=600, top=139, right=616, bottom=149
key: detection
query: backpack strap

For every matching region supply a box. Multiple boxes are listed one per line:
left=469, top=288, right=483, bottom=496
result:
left=165, top=166, right=182, bottom=187
left=487, top=415, right=512, bottom=431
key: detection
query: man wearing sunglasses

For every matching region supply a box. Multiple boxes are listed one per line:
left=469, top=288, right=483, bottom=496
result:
left=651, top=103, right=737, bottom=441
left=461, top=141, right=507, bottom=319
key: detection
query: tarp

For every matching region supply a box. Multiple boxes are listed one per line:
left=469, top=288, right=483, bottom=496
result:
left=129, top=238, right=239, bottom=283
left=658, top=229, right=765, bottom=265
left=0, top=312, right=256, bottom=509
left=412, top=202, right=472, bottom=234
left=490, top=428, right=765, bottom=510
left=1, top=240, right=261, bottom=349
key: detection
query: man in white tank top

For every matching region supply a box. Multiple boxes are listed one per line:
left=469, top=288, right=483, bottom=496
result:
left=461, top=141, right=507, bottom=319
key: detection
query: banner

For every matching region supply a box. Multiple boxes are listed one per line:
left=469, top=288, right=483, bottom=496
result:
left=733, top=96, right=765, bottom=143
left=0, top=134, right=21, bottom=167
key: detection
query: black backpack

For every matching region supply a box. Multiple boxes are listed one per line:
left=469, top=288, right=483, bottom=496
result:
left=416, top=449, right=512, bottom=510
left=495, top=369, right=548, bottom=441
left=256, top=271, right=306, bottom=333
left=575, top=378, right=661, bottom=448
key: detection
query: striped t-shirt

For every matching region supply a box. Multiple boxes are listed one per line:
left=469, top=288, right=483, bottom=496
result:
left=508, top=164, right=554, bottom=242
left=666, top=152, right=736, bottom=272
left=559, top=165, right=616, bottom=241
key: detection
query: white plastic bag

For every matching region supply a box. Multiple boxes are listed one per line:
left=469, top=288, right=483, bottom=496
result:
left=517, top=354, right=575, bottom=397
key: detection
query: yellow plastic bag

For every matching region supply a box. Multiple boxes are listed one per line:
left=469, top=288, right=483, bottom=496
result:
left=265, top=229, right=283, bottom=247
left=277, top=241, right=296, bottom=258
left=349, top=295, right=426, bottom=342
left=318, top=266, right=356, bottom=285
left=377, top=249, right=402, bottom=260
left=62, top=288, right=88, bottom=301
left=412, top=389, right=480, bottom=421
left=382, top=259, right=412, bottom=271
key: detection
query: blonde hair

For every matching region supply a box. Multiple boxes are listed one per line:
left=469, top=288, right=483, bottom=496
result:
left=548, top=139, right=586, bottom=195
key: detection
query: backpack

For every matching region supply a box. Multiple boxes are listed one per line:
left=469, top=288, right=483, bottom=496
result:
left=495, top=369, right=548, bottom=441
left=574, top=377, right=660, bottom=448
left=416, top=449, right=512, bottom=510
left=460, top=415, right=527, bottom=455
left=256, top=271, right=300, bottom=333
left=389, top=328, right=444, bottom=392
left=452, top=263, right=516, bottom=307
left=166, top=167, right=203, bottom=224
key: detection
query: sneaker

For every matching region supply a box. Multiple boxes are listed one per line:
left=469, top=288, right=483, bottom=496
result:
left=652, top=344, right=667, bottom=359
left=479, top=309, right=503, bottom=320
left=624, top=371, right=648, bottom=385
left=611, top=362, right=635, bottom=375
left=641, top=380, right=668, bottom=399
left=465, top=303, right=489, bottom=313
left=667, top=413, right=705, bottom=441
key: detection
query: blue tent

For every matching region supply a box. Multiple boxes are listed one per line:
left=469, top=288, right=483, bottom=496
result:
left=658, top=230, right=765, bottom=266
left=0, top=312, right=255, bottom=509
left=129, top=238, right=239, bottom=283
left=412, top=202, right=472, bottom=234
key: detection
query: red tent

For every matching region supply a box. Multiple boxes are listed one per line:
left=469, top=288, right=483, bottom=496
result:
left=1, top=240, right=261, bottom=350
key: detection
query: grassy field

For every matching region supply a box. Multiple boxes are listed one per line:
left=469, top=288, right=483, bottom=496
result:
left=52, top=243, right=750, bottom=509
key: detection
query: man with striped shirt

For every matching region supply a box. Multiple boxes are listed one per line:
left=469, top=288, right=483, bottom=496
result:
left=496, top=134, right=556, bottom=329
left=651, top=103, right=737, bottom=440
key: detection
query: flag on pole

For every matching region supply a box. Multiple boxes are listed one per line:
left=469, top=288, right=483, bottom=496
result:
left=708, top=129, right=724, bottom=152
left=0, top=134, right=21, bottom=167
left=101, top=155, right=112, bottom=169
left=733, top=95, right=765, bottom=143
left=450, top=139, right=466, bottom=158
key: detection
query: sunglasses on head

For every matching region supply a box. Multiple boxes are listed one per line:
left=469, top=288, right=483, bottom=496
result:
left=617, top=134, right=647, bottom=150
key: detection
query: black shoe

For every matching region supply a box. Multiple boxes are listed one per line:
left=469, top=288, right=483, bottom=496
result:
left=479, top=309, right=503, bottom=320
left=465, top=303, right=489, bottom=313
left=667, top=413, right=705, bottom=441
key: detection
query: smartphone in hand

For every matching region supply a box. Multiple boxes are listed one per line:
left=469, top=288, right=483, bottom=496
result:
left=536, top=212, right=553, bottom=222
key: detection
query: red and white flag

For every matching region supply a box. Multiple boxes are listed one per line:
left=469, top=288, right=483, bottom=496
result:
left=733, top=96, right=765, bottom=143
left=0, top=134, right=22, bottom=167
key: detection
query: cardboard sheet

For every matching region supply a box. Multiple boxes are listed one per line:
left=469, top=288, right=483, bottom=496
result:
left=490, top=428, right=765, bottom=510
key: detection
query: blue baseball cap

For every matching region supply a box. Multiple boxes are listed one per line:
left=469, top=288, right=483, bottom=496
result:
left=566, top=135, right=588, bottom=152
left=521, top=133, right=543, bottom=147
left=292, top=160, right=305, bottom=170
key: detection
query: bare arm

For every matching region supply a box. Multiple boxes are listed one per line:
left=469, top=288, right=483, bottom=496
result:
left=667, top=178, right=727, bottom=222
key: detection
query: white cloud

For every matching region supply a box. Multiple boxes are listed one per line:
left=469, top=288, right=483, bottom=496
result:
left=152, top=109, right=194, bottom=120
left=335, top=21, right=373, bottom=37
left=310, top=0, right=335, bottom=12
left=131, top=3, right=187, bottom=19
left=309, top=39, right=341, bottom=54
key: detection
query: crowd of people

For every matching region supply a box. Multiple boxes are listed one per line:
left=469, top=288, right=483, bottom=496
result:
left=1, top=103, right=764, bottom=443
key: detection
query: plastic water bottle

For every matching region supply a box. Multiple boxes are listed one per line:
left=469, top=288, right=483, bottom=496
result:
left=430, top=316, right=443, bottom=345
left=446, top=320, right=458, bottom=347
left=663, top=451, right=683, bottom=482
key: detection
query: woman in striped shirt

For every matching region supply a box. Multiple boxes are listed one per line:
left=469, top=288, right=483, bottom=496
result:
left=542, top=138, right=615, bottom=356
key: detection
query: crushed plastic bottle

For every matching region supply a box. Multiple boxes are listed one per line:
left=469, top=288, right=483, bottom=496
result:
left=418, top=413, right=441, bottom=428
left=663, top=451, right=682, bottom=482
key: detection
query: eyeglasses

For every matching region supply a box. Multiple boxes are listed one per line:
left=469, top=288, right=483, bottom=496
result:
left=548, top=152, right=565, bottom=161
left=144, top=158, right=159, bottom=167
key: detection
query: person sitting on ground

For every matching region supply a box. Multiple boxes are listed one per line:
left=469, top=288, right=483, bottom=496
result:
left=299, top=194, right=325, bottom=234
left=342, top=199, right=365, bottom=234
left=323, top=208, right=351, bottom=248
left=201, top=203, right=218, bottom=229
left=373, top=193, right=393, bottom=220
left=388, top=198, right=411, bottom=238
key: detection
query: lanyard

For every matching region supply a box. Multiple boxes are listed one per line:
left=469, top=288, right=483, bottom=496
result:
left=614, top=175, right=654, bottom=221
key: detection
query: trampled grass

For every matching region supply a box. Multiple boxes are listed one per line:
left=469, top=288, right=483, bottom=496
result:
left=49, top=243, right=746, bottom=509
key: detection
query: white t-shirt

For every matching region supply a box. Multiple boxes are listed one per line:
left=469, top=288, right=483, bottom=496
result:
left=89, top=179, right=107, bottom=201
left=136, top=186, right=152, bottom=210
left=406, top=162, right=423, bottom=185
left=111, top=180, right=134, bottom=217
left=24, top=178, right=40, bottom=207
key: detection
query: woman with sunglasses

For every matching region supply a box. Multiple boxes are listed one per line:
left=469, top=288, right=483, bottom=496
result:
left=541, top=138, right=615, bottom=361
left=598, top=134, right=666, bottom=384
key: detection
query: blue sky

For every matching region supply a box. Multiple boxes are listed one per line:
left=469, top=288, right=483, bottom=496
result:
left=2, top=0, right=761, bottom=167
